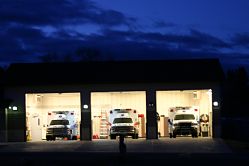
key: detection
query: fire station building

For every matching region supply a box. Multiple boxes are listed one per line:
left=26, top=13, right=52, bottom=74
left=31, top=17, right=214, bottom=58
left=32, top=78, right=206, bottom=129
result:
left=0, top=58, right=224, bottom=142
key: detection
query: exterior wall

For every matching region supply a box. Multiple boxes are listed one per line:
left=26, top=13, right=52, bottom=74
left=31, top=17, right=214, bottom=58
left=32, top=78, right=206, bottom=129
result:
left=212, top=86, right=222, bottom=138
left=221, top=118, right=249, bottom=142
left=4, top=87, right=26, bottom=142
left=1, top=82, right=222, bottom=142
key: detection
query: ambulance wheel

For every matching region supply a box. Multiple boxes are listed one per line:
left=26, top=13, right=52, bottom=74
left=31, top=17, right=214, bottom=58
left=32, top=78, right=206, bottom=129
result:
left=169, top=133, right=173, bottom=138
left=173, top=133, right=177, bottom=138
left=132, top=134, right=138, bottom=139
left=192, top=131, right=198, bottom=138
left=110, top=135, right=116, bottom=139
left=72, top=136, right=77, bottom=140
left=46, top=136, right=51, bottom=141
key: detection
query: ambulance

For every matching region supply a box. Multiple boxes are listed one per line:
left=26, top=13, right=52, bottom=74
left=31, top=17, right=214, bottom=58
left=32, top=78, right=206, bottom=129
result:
left=168, top=106, right=200, bottom=138
left=109, top=109, right=139, bottom=139
left=46, top=111, right=79, bottom=141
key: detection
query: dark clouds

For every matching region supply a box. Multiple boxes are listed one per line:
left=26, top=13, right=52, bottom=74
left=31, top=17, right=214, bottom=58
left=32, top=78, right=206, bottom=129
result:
left=0, top=0, right=249, bottom=73
left=232, top=33, right=249, bottom=48
left=0, top=0, right=134, bottom=27
left=0, top=0, right=135, bottom=66
left=153, top=21, right=176, bottom=29
left=94, top=29, right=231, bottom=54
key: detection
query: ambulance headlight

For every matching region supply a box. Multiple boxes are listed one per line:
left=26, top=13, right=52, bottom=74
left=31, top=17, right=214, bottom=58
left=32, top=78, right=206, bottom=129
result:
left=191, top=122, right=198, bottom=128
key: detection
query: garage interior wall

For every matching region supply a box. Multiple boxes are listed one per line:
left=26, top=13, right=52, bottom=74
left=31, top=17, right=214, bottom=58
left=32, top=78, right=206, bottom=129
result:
left=91, top=91, right=146, bottom=139
left=156, top=89, right=212, bottom=137
left=25, top=93, right=81, bottom=141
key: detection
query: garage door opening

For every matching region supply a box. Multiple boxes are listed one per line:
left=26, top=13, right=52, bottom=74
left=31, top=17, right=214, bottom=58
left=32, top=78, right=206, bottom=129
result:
left=91, top=91, right=146, bottom=140
left=156, top=89, right=212, bottom=138
left=25, top=93, right=81, bottom=142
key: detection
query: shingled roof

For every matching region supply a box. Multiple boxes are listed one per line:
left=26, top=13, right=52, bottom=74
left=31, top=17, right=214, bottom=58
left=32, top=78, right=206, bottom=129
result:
left=3, top=58, right=225, bottom=86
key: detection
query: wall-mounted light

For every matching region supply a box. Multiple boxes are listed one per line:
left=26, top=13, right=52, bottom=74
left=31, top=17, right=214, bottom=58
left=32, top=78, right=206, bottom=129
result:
left=148, top=102, right=154, bottom=107
left=12, top=106, right=18, bottom=111
left=8, top=106, right=18, bottom=111
left=213, top=101, right=219, bottom=107
left=83, top=104, right=88, bottom=109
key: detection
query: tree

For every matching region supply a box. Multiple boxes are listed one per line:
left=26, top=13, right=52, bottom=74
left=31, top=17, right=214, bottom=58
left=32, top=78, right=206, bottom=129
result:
left=76, top=47, right=101, bottom=61
left=39, top=52, right=60, bottom=63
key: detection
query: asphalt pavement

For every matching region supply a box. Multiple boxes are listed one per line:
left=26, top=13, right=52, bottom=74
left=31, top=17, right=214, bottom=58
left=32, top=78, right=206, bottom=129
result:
left=0, top=137, right=248, bottom=166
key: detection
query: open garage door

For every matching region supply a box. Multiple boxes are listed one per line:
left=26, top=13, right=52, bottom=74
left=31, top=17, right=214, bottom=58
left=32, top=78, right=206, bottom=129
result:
left=156, top=90, right=212, bottom=138
left=91, top=91, right=146, bottom=140
left=25, top=93, right=81, bottom=141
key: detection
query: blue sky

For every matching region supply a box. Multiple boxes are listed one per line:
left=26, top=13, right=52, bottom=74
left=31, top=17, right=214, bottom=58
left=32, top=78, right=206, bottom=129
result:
left=1, top=0, right=249, bottom=72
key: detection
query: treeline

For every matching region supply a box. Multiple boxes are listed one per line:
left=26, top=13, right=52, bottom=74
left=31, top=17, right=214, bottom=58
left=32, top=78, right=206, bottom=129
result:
left=38, top=47, right=115, bottom=63
left=222, top=67, right=249, bottom=117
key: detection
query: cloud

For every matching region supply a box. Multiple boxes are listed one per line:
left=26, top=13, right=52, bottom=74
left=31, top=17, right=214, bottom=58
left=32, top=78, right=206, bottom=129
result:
left=0, top=0, right=137, bottom=65
left=153, top=20, right=176, bottom=28
left=90, top=9, right=136, bottom=27
left=231, top=33, right=249, bottom=48
left=6, top=25, right=45, bottom=40
left=0, top=0, right=248, bottom=73
left=99, top=29, right=231, bottom=52
left=0, top=25, right=84, bottom=63
left=0, top=0, right=135, bottom=27
left=0, top=23, right=235, bottom=66
left=0, top=25, right=45, bottom=63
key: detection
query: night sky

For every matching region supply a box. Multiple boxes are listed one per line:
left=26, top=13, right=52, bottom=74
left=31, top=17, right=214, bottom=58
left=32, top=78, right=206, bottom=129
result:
left=1, top=0, right=249, bottom=73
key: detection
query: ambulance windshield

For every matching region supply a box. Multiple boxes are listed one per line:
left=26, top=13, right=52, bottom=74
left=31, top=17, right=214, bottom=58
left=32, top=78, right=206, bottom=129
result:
left=174, top=114, right=195, bottom=120
left=113, top=118, right=133, bottom=124
left=50, top=120, right=69, bottom=125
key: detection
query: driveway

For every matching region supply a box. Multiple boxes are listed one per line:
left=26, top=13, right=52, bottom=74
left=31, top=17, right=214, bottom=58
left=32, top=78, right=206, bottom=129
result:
left=0, top=137, right=232, bottom=153
left=0, top=137, right=248, bottom=166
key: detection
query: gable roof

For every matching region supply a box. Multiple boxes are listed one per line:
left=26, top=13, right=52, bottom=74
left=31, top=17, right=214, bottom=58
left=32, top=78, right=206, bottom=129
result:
left=4, top=58, right=225, bottom=86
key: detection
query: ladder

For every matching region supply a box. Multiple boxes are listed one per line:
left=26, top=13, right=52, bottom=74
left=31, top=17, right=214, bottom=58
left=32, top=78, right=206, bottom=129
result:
left=99, top=110, right=109, bottom=139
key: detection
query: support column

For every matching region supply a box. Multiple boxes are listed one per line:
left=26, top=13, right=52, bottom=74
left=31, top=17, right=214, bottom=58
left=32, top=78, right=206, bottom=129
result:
left=0, top=108, right=7, bottom=142
left=212, top=87, right=222, bottom=138
left=146, top=89, right=158, bottom=139
left=80, top=90, right=92, bottom=141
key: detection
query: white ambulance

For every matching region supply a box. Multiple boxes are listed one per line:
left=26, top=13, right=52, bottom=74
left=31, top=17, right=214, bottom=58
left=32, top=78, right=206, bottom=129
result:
left=46, top=111, right=79, bottom=141
left=168, top=106, right=200, bottom=138
left=109, top=109, right=139, bottom=139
